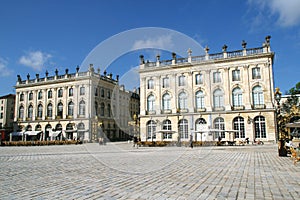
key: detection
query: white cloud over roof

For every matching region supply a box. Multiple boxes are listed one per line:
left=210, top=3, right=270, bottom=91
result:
left=19, top=51, right=52, bottom=71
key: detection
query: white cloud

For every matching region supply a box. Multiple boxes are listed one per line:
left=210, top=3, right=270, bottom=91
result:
left=0, top=57, right=12, bottom=77
left=248, top=0, right=300, bottom=27
left=132, top=35, right=174, bottom=50
left=19, top=51, right=52, bottom=71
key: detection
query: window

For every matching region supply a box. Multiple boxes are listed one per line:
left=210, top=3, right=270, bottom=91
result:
left=213, top=72, right=221, bottom=83
left=19, top=106, right=24, bottom=119
left=252, top=86, right=264, bottom=106
left=80, top=86, right=85, bottom=95
left=147, top=120, right=156, bottom=140
left=69, top=88, right=73, bottom=97
left=107, top=104, right=111, bottom=117
left=178, top=119, right=188, bottom=139
left=195, top=90, right=205, bottom=109
left=100, top=103, right=105, bottom=116
left=232, top=87, right=243, bottom=107
left=28, top=105, right=33, bottom=118
left=57, top=102, right=63, bottom=118
left=68, top=101, right=74, bottom=116
left=163, top=119, right=172, bottom=139
left=37, top=104, right=43, bottom=118
left=213, top=89, right=224, bottom=108
left=95, top=102, right=98, bottom=116
left=48, top=90, right=52, bottom=99
left=147, top=79, right=154, bottom=89
left=147, top=95, right=155, bottom=112
left=214, top=117, right=225, bottom=138
left=178, top=92, right=187, bottom=109
left=79, top=100, right=86, bottom=116
left=195, top=74, right=203, bottom=85
left=233, top=117, right=245, bottom=138
left=195, top=118, right=207, bottom=132
left=38, top=91, right=43, bottom=100
left=101, top=88, right=105, bottom=97
left=162, top=93, right=171, bottom=110
left=47, top=103, right=53, bottom=117
left=58, top=89, right=63, bottom=98
left=162, top=77, right=169, bottom=88
left=252, top=67, right=261, bottom=79
left=28, top=92, right=33, bottom=101
left=254, top=116, right=266, bottom=138
left=178, top=75, right=186, bottom=86
left=107, top=90, right=111, bottom=99
left=232, top=69, right=240, bottom=81
left=20, top=93, right=24, bottom=101
left=94, top=87, right=98, bottom=96
left=0, top=113, right=2, bottom=119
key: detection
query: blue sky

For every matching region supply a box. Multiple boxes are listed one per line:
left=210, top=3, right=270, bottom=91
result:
left=1, top=0, right=300, bottom=96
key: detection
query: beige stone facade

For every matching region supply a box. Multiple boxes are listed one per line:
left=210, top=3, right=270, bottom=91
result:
left=139, top=36, right=277, bottom=143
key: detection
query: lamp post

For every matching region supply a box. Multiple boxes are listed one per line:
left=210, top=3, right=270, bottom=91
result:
left=275, top=88, right=286, bottom=156
left=176, top=108, right=181, bottom=147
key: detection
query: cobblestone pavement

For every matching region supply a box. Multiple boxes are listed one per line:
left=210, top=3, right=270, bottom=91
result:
left=0, top=142, right=299, bottom=200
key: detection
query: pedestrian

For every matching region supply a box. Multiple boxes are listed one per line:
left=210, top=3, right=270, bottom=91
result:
left=189, top=134, right=193, bottom=148
left=133, top=136, right=138, bottom=148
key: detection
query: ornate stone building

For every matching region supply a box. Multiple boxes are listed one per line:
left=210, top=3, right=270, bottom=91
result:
left=0, top=94, right=15, bottom=140
left=139, top=36, right=277, bottom=143
left=14, top=65, right=139, bottom=142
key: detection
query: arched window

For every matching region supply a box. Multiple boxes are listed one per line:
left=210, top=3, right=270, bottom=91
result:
left=162, top=93, right=171, bottom=110
left=47, top=103, right=53, bottom=117
left=214, top=117, right=225, bottom=138
left=178, top=92, right=187, bottom=110
left=37, top=104, right=43, bottom=118
left=28, top=105, right=33, bottom=118
left=80, top=86, right=85, bottom=95
left=79, top=100, right=86, bottom=116
left=18, top=105, right=24, bottom=119
left=35, top=124, right=41, bottom=131
left=28, top=92, right=33, bottom=101
left=254, top=116, right=266, bottom=138
left=146, top=120, right=156, bottom=140
left=233, top=117, right=245, bottom=138
left=78, top=122, right=85, bottom=140
left=147, top=95, right=155, bottom=112
left=48, top=90, right=52, bottom=99
left=252, top=86, right=264, bottom=106
left=100, top=102, right=105, bottom=116
left=68, top=101, right=74, bottom=116
left=147, top=79, right=154, bottom=89
left=58, top=88, right=63, bottom=98
left=178, top=119, right=188, bottom=139
left=232, top=87, right=243, bottom=107
left=178, top=75, right=186, bottom=86
left=163, top=119, right=172, bottom=139
left=195, top=90, right=205, bottom=109
left=69, top=88, right=73, bottom=97
left=213, top=89, right=224, bottom=109
left=57, top=102, right=63, bottom=118
left=55, top=123, right=63, bottom=131
left=20, top=93, right=24, bottom=101
left=38, top=91, right=43, bottom=99
left=195, top=118, right=207, bottom=131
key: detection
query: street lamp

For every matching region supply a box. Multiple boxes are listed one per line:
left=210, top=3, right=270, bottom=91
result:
left=274, top=87, right=286, bottom=156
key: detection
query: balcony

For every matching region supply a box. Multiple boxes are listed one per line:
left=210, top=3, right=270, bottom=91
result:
left=179, top=109, right=188, bottom=113
left=213, top=106, right=225, bottom=111
left=161, top=109, right=172, bottom=114
left=231, top=105, right=245, bottom=111
left=147, top=110, right=156, bottom=115
left=195, top=108, right=206, bottom=112
left=252, top=104, right=266, bottom=109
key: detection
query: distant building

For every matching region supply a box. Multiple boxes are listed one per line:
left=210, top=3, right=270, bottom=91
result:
left=139, top=36, right=277, bottom=143
left=0, top=94, right=15, bottom=140
left=14, top=65, right=139, bottom=142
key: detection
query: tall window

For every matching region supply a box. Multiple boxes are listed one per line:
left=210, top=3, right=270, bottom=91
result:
left=28, top=92, right=33, bottom=101
left=57, top=102, right=63, bottom=117
left=69, top=88, right=73, bottom=97
left=178, top=119, right=188, bottom=139
left=254, top=116, right=266, bottom=138
left=213, top=72, right=221, bottom=83
left=195, top=74, right=203, bottom=85
left=163, top=119, right=172, bottom=139
left=38, top=91, right=43, bottom=100
left=252, top=67, right=261, bottom=79
left=178, top=92, right=187, bottom=109
left=100, top=102, right=105, bottom=116
left=28, top=105, right=33, bottom=118
left=37, top=104, right=43, bottom=118
left=58, top=88, right=63, bottom=98
left=107, top=104, right=111, bottom=117
left=232, top=69, right=240, bottom=81
left=68, top=101, right=74, bottom=116
left=79, top=100, right=86, bottom=116
left=48, top=90, right=52, bottom=99
left=195, top=90, right=205, bottom=109
left=232, top=87, right=243, bottom=107
left=162, top=93, right=171, bottom=110
left=147, top=120, right=156, bottom=140
left=19, top=106, right=24, bottom=119
left=95, top=102, right=98, bottom=116
left=162, top=77, right=169, bottom=88
left=213, top=89, right=224, bottom=108
left=178, top=75, right=186, bottom=86
left=101, top=88, right=105, bottom=97
left=147, top=95, right=155, bottom=112
left=47, top=103, right=53, bottom=117
left=147, top=79, right=154, bottom=89
left=233, top=117, right=245, bottom=138
left=252, top=86, right=264, bottom=106
left=80, top=86, right=85, bottom=95
left=195, top=118, right=207, bottom=132
left=214, top=117, right=225, bottom=138
left=20, top=93, right=24, bottom=101
left=95, top=87, right=98, bottom=96
left=107, top=90, right=111, bottom=99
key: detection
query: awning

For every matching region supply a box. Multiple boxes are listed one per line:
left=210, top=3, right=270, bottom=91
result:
left=65, top=130, right=77, bottom=133
left=24, top=131, right=42, bottom=136
left=50, top=131, right=62, bottom=137
left=155, top=130, right=176, bottom=133
left=10, top=131, right=24, bottom=136
left=192, top=129, right=224, bottom=133
left=286, top=122, right=300, bottom=128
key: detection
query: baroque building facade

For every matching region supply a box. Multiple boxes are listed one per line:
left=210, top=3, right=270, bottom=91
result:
left=0, top=94, right=15, bottom=141
left=14, top=65, right=139, bottom=142
left=139, top=36, right=277, bottom=143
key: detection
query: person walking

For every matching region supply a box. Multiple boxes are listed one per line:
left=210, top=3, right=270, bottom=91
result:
left=189, top=134, right=193, bottom=148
